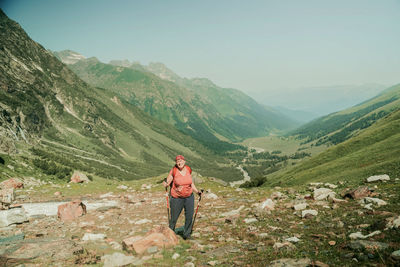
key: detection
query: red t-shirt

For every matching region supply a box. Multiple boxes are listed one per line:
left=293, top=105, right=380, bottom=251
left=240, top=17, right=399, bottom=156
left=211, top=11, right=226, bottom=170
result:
left=170, top=166, right=193, bottom=198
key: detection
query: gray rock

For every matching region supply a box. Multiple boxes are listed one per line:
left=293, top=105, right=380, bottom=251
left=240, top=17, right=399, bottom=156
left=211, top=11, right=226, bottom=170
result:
left=102, top=252, right=140, bottom=267
left=391, top=250, right=400, bottom=261
left=82, top=233, right=106, bottom=241
left=301, top=209, right=318, bottom=218
left=366, top=174, right=390, bottom=182
left=349, top=240, right=389, bottom=251
left=293, top=203, right=307, bottom=211
left=0, top=207, right=28, bottom=227
left=267, top=258, right=311, bottom=267
left=313, top=188, right=336, bottom=201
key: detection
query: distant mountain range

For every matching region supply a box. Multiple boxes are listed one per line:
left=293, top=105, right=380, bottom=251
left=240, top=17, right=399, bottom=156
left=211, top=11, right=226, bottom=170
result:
left=54, top=52, right=298, bottom=149
left=291, top=83, right=400, bottom=146
left=250, top=83, right=387, bottom=118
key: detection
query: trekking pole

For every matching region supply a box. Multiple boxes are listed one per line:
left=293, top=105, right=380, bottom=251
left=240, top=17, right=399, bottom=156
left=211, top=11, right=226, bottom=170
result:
left=164, top=178, right=171, bottom=224
left=190, top=189, right=204, bottom=233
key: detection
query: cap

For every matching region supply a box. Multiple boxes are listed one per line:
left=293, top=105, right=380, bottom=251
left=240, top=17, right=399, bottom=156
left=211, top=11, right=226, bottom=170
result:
left=175, top=155, right=185, bottom=161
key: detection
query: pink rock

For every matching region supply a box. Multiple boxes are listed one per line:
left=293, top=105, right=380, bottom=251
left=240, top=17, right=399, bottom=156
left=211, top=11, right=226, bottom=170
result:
left=344, top=186, right=371, bottom=199
left=54, top=191, right=62, bottom=197
left=57, top=200, right=86, bottom=221
left=0, top=178, right=23, bottom=189
left=123, top=225, right=179, bottom=254
left=70, top=171, right=89, bottom=183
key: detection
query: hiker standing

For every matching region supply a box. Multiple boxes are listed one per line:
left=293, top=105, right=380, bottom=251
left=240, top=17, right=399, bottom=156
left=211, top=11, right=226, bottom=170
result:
left=163, top=155, right=201, bottom=239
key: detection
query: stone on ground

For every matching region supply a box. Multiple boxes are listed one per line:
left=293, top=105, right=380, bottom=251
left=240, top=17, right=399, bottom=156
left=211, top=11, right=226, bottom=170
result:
left=1, top=188, right=15, bottom=208
left=349, top=240, right=389, bottom=251
left=366, top=174, right=390, bottom=182
left=349, top=230, right=381, bottom=240
left=123, top=225, right=179, bottom=254
left=102, top=252, right=141, bottom=267
left=57, top=200, right=87, bottom=221
left=313, top=188, right=336, bottom=201
left=268, top=258, right=311, bottom=267
left=301, top=209, right=318, bottom=218
left=70, top=171, right=90, bottom=183
left=293, top=203, right=307, bottom=211
left=0, top=178, right=24, bottom=189
left=344, top=186, right=371, bottom=199
left=0, top=207, right=28, bottom=227
left=82, top=233, right=106, bottom=241
left=392, top=250, right=400, bottom=261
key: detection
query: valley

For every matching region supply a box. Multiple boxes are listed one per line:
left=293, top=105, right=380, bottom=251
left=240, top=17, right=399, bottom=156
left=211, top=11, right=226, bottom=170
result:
left=1, top=7, right=400, bottom=267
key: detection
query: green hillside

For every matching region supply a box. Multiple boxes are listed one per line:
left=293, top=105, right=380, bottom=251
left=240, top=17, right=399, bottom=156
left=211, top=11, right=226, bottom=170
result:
left=291, top=83, right=400, bottom=145
left=267, top=108, right=400, bottom=186
left=0, top=10, right=243, bottom=182
left=64, top=57, right=297, bottom=147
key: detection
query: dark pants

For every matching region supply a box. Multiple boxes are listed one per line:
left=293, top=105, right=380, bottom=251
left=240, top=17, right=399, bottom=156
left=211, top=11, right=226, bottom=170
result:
left=169, top=193, right=194, bottom=239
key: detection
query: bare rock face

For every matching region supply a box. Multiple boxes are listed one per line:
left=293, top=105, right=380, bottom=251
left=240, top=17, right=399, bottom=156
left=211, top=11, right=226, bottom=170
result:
left=123, top=225, right=179, bottom=254
left=57, top=200, right=87, bottom=221
left=0, top=178, right=23, bottom=189
left=70, top=171, right=90, bottom=183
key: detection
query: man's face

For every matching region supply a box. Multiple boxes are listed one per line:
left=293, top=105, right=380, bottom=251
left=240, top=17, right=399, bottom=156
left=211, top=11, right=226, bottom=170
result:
left=176, top=159, right=185, bottom=169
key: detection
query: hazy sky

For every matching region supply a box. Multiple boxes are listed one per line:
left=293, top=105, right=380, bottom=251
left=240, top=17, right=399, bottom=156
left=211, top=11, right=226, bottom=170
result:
left=2, top=0, right=400, bottom=100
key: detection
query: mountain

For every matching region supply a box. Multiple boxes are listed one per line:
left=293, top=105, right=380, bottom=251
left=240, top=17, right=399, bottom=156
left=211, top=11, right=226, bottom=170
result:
left=52, top=49, right=86, bottom=64
left=272, top=106, right=318, bottom=123
left=290, top=83, right=400, bottom=146
left=251, top=83, right=387, bottom=116
left=145, top=62, right=298, bottom=132
left=61, top=55, right=297, bottom=148
left=0, top=9, right=243, bottom=182
left=268, top=107, right=400, bottom=186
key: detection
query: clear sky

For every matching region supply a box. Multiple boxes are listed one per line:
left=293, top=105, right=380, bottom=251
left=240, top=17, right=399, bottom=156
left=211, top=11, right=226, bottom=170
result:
left=2, top=0, right=400, bottom=100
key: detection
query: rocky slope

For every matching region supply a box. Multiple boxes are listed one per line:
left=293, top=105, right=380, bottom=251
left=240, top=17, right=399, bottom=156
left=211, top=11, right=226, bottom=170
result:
left=1, top=174, right=399, bottom=266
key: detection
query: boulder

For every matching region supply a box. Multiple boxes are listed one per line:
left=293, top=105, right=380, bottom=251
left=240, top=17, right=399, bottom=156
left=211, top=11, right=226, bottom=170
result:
left=302, top=209, right=318, bottom=218
left=268, top=258, right=311, bottom=267
left=57, top=200, right=87, bottom=221
left=258, top=199, right=275, bottom=211
left=366, top=174, right=390, bottom=183
left=102, top=252, right=140, bottom=267
left=349, top=240, right=389, bottom=251
left=0, top=207, right=28, bottom=227
left=0, top=178, right=23, bottom=189
left=82, top=233, right=106, bottom=241
left=386, top=215, right=400, bottom=229
left=349, top=230, right=381, bottom=240
left=204, top=193, right=218, bottom=200
left=360, top=197, right=387, bottom=207
left=392, top=250, right=400, bottom=261
left=344, top=186, right=371, bottom=199
left=70, top=171, right=90, bottom=183
left=313, top=188, right=336, bottom=201
left=123, top=225, right=179, bottom=254
left=0, top=188, right=15, bottom=209
left=293, top=203, right=307, bottom=211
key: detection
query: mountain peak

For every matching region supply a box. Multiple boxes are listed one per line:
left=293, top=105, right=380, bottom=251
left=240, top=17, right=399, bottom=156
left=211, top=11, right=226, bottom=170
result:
left=146, top=62, right=181, bottom=83
left=109, top=59, right=132, bottom=67
left=52, top=50, right=86, bottom=64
